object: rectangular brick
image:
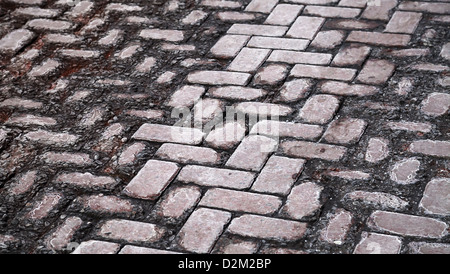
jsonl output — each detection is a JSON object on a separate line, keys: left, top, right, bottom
{"left": 399, "top": 1, "right": 450, "bottom": 14}
{"left": 332, "top": 44, "right": 371, "bottom": 66}
{"left": 385, "top": 11, "right": 422, "bottom": 34}
{"left": 72, "top": 240, "right": 120, "bottom": 254}
{"left": 362, "top": 0, "right": 398, "bottom": 21}
{"left": 0, "top": 98, "right": 43, "bottom": 109}
{"left": 157, "top": 186, "right": 201, "bottom": 218}
{"left": 216, "top": 11, "right": 258, "bottom": 21}
{"left": 419, "top": 178, "right": 450, "bottom": 216}
{"left": 326, "top": 170, "right": 370, "bottom": 180}
{"left": 55, "top": 172, "right": 117, "bottom": 190}
{"left": 105, "top": 3, "right": 143, "bottom": 12}
{"left": 256, "top": 64, "right": 297, "bottom": 85}
{"left": 123, "top": 160, "right": 179, "bottom": 200}
{"left": 338, "top": 0, "right": 367, "bottom": 7}
{"left": 209, "top": 86, "right": 266, "bottom": 101}
{"left": 291, "top": 64, "right": 357, "bottom": 81}
{"left": 228, "top": 214, "right": 307, "bottom": 241}
{"left": 201, "top": 0, "right": 242, "bottom": 8}
{"left": 304, "top": 5, "right": 361, "bottom": 18}
{"left": 247, "top": 36, "right": 309, "bottom": 51}
{"left": 299, "top": 94, "right": 340, "bottom": 124}
{"left": 227, "top": 47, "right": 271, "bottom": 72}
{"left": 344, "top": 191, "right": 408, "bottom": 210}
{"left": 210, "top": 34, "right": 250, "bottom": 58}
{"left": 193, "top": 98, "right": 224, "bottom": 124}
{"left": 187, "top": 70, "right": 251, "bottom": 85}
{"left": 310, "top": 30, "right": 345, "bottom": 49}
{"left": 225, "top": 135, "right": 278, "bottom": 171}
{"left": 155, "top": 143, "right": 220, "bottom": 164}
{"left": 23, "top": 130, "right": 79, "bottom": 146}
{"left": 7, "top": 114, "right": 57, "bottom": 127}
{"left": 319, "top": 81, "right": 379, "bottom": 97}
{"left": 199, "top": 188, "right": 282, "bottom": 214}
{"left": 250, "top": 120, "right": 323, "bottom": 140}
{"left": 177, "top": 165, "right": 255, "bottom": 189}
{"left": 26, "top": 192, "right": 63, "bottom": 220}
{"left": 365, "top": 137, "right": 390, "bottom": 163}
{"left": 354, "top": 232, "right": 402, "bottom": 254}
{"left": 136, "top": 56, "right": 156, "bottom": 73}
{"left": 74, "top": 195, "right": 134, "bottom": 215}
{"left": 98, "top": 219, "right": 165, "bottom": 243}
{"left": 27, "top": 19, "right": 72, "bottom": 31}
{"left": 0, "top": 29, "right": 35, "bottom": 53}
{"left": 386, "top": 121, "right": 432, "bottom": 133}
{"left": 325, "top": 19, "right": 380, "bottom": 30}
{"left": 264, "top": 4, "right": 303, "bottom": 25}
{"left": 356, "top": 59, "right": 396, "bottom": 85}
{"left": 277, "top": 79, "right": 312, "bottom": 102}
{"left": 8, "top": 170, "right": 38, "bottom": 196}
{"left": 41, "top": 151, "right": 93, "bottom": 166}
{"left": 45, "top": 33, "right": 81, "bottom": 44}
{"left": 227, "top": 24, "right": 288, "bottom": 37}
{"left": 45, "top": 216, "right": 83, "bottom": 251}
{"left": 323, "top": 118, "right": 367, "bottom": 144}
{"left": 251, "top": 156, "right": 305, "bottom": 195}
{"left": 281, "top": 140, "right": 347, "bottom": 161}
{"left": 10, "top": 0, "right": 44, "bottom": 4}
{"left": 347, "top": 31, "right": 411, "bottom": 47}
{"left": 286, "top": 16, "right": 325, "bottom": 39}
{"left": 177, "top": 208, "right": 231, "bottom": 253}
{"left": 408, "top": 63, "right": 449, "bottom": 72}
{"left": 408, "top": 140, "right": 450, "bottom": 158}
{"left": 132, "top": 123, "right": 205, "bottom": 145}
{"left": 235, "top": 101, "right": 294, "bottom": 117}
{"left": 28, "top": 59, "right": 60, "bottom": 77}
{"left": 245, "top": 0, "right": 279, "bottom": 13}
{"left": 67, "top": 1, "right": 93, "bottom": 17}
{"left": 408, "top": 242, "right": 450, "bottom": 254}
{"left": 368, "top": 211, "right": 448, "bottom": 238}
{"left": 204, "top": 121, "right": 246, "bottom": 150}
{"left": 125, "top": 109, "right": 163, "bottom": 119}
{"left": 117, "top": 142, "right": 146, "bottom": 164}
{"left": 268, "top": 50, "right": 331, "bottom": 65}
{"left": 181, "top": 10, "right": 208, "bottom": 25}
{"left": 60, "top": 49, "right": 100, "bottom": 59}
{"left": 116, "top": 44, "right": 141, "bottom": 59}
{"left": 139, "top": 29, "right": 184, "bottom": 42}
{"left": 98, "top": 29, "right": 122, "bottom": 45}
{"left": 167, "top": 85, "right": 205, "bottom": 108}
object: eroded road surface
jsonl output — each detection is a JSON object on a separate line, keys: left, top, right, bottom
{"left": 0, "top": 0, "right": 449, "bottom": 254}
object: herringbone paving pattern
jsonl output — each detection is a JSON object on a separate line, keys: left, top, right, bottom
{"left": 0, "top": 0, "right": 449, "bottom": 254}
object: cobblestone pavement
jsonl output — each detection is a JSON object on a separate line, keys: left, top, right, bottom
{"left": 0, "top": 0, "right": 449, "bottom": 254}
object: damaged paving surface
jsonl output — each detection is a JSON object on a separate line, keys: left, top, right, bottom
{"left": 0, "top": 0, "right": 449, "bottom": 254}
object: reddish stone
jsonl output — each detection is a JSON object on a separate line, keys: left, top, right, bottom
{"left": 177, "top": 208, "right": 231, "bottom": 253}
{"left": 368, "top": 211, "right": 448, "bottom": 238}
{"left": 228, "top": 214, "right": 307, "bottom": 241}
{"left": 320, "top": 209, "right": 353, "bottom": 244}
{"left": 123, "top": 160, "right": 179, "bottom": 200}
{"left": 199, "top": 188, "right": 282, "bottom": 215}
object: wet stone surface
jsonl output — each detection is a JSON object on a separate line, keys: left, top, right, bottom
{"left": 0, "top": 0, "right": 449, "bottom": 254}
